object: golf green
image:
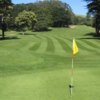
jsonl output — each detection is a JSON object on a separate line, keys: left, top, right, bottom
{"left": 0, "top": 25, "right": 100, "bottom": 100}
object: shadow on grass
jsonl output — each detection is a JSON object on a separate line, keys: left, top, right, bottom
{"left": 19, "top": 32, "right": 42, "bottom": 39}
{"left": 18, "top": 28, "right": 52, "bottom": 35}
{"left": 19, "top": 32, "right": 37, "bottom": 35}
{"left": 0, "top": 36, "right": 20, "bottom": 40}
{"left": 79, "top": 32, "right": 100, "bottom": 40}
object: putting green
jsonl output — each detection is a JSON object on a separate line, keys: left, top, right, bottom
{"left": 0, "top": 26, "right": 100, "bottom": 100}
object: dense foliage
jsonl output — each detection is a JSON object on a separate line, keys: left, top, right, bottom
{"left": 0, "top": 0, "right": 12, "bottom": 39}
{"left": 15, "top": 10, "right": 37, "bottom": 31}
{"left": 0, "top": 0, "right": 94, "bottom": 32}
{"left": 11, "top": 1, "right": 75, "bottom": 31}
{"left": 74, "top": 15, "right": 93, "bottom": 26}
{"left": 85, "top": 0, "right": 100, "bottom": 35}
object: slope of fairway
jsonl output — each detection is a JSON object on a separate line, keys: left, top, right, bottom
{"left": 0, "top": 25, "right": 100, "bottom": 100}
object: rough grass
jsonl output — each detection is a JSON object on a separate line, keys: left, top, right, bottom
{"left": 0, "top": 25, "right": 100, "bottom": 100}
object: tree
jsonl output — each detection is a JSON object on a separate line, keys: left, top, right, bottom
{"left": 33, "top": 1, "right": 52, "bottom": 31}
{"left": 0, "top": 0, "right": 12, "bottom": 39}
{"left": 85, "top": 0, "right": 100, "bottom": 35}
{"left": 15, "top": 10, "right": 37, "bottom": 31}
{"left": 11, "top": 1, "right": 75, "bottom": 30}
{"left": 50, "top": 1, "right": 74, "bottom": 27}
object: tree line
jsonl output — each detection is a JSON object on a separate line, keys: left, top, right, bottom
{"left": 85, "top": 0, "right": 100, "bottom": 35}
{"left": 0, "top": 0, "right": 96, "bottom": 39}
{"left": 10, "top": 1, "right": 76, "bottom": 30}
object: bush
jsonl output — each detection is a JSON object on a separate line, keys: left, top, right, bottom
{"left": 15, "top": 10, "right": 37, "bottom": 31}
{"left": 34, "top": 21, "right": 48, "bottom": 31}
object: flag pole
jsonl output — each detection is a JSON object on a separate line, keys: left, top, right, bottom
{"left": 69, "top": 38, "right": 78, "bottom": 96}
{"left": 69, "top": 56, "right": 74, "bottom": 96}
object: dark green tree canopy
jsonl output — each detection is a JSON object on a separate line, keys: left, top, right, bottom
{"left": 0, "top": 0, "right": 12, "bottom": 10}
{"left": 85, "top": 0, "right": 100, "bottom": 14}
{"left": 15, "top": 10, "right": 37, "bottom": 31}
{"left": 0, "top": 0, "right": 12, "bottom": 39}
{"left": 12, "top": 0, "right": 75, "bottom": 29}
{"left": 85, "top": 0, "right": 100, "bottom": 35}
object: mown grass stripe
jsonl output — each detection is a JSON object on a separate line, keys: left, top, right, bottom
{"left": 76, "top": 41, "right": 95, "bottom": 55}
{"left": 55, "top": 37, "right": 71, "bottom": 53}
{"left": 55, "top": 36, "right": 85, "bottom": 53}
{"left": 30, "top": 42, "right": 41, "bottom": 51}
{"left": 46, "top": 36, "right": 66, "bottom": 55}
{"left": 46, "top": 37, "right": 55, "bottom": 52}
{"left": 21, "top": 42, "right": 36, "bottom": 51}
{"left": 61, "top": 38, "right": 94, "bottom": 55}
{"left": 33, "top": 34, "right": 43, "bottom": 40}
{"left": 77, "top": 40, "right": 97, "bottom": 53}
{"left": 79, "top": 40, "right": 100, "bottom": 54}
{"left": 36, "top": 39, "right": 47, "bottom": 53}
{"left": 82, "top": 40, "right": 100, "bottom": 49}
{"left": 66, "top": 38, "right": 94, "bottom": 51}
{"left": 55, "top": 36, "right": 72, "bottom": 48}
{"left": 55, "top": 36, "right": 87, "bottom": 55}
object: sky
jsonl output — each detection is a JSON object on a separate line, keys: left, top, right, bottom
{"left": 12, "top": 0, "right": 88, "bottom": 16}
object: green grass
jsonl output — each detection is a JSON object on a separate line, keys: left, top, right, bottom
{"left": 0, "top": 25, "right": 100, "bottom": 100}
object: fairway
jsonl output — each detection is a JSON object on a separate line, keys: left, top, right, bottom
{"left": 0, "top": 25, "right": 100, "bottom": 100}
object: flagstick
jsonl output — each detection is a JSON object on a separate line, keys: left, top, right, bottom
{"left": 69, "top": 57, "right": 74, "bottom": 96}
{"left": 69, "top": 38, "right": 78, "bottom": 96}
{"left": 71, "top": 57, "right": 74, "bottom": 95}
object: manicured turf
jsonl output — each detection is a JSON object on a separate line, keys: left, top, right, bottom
{"left": 0, "top": 25, "right": 100, "bottom": 100}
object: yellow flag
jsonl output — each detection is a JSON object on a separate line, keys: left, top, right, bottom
{"left": 72, "top": 39, "right": 79, "bottom": 56}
